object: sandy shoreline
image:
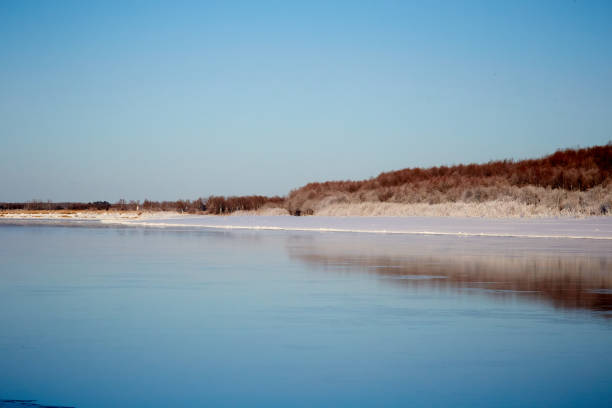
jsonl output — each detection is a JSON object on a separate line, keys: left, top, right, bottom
{"left": 0, "top": 210, "right": 182, "bottom": 221}
{"left": 2, "top": 210, "right": 612, "bottom": 240}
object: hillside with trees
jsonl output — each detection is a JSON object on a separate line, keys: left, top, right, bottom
{"left": 2, "top": 144, "right": 611, "bottom": 217}
{"left": 286, "top": 143, "right": 612, "bottom": 217}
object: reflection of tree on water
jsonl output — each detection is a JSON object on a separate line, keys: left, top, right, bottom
{"left": 287, "top": 235, "right": 612, "bottom": 315}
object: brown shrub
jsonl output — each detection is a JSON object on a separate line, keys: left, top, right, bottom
{"left": 285, "top": 143, "right": 612, "bottom": 215}
{"left": 205, "top": 195, "right": 285, "bottom": 215}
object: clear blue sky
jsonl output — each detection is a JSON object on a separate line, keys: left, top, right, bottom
{"left": 1, "top": 0, "right": 611, "bottom": 201}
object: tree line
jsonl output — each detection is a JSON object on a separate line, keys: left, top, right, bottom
{"left": 2, "top": 144, "right": 610, "bottom": 216}
{"left": 0, "top": 196, "right": 285, "bottom": 214}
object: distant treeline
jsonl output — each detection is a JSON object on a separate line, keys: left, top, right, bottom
{"left": 0, "top": 199, "right": 201, "bottom": 212}
{"left": 1, "top": 200, "right": 115, "bottom": 211}
{"left": 0, "top": 196, "right": 285, "bottom": 214}
{"left": 2, "top": 144, "right": 611, "bottom": 216}
{"left": 206, "top": 195, "right": 284, "bottom": 214}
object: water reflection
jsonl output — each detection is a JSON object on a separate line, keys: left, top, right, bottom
{"left": 287, "top": 234, "right": 612, "bottom": 315}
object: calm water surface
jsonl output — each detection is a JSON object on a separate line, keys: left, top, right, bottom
{"left": 1, "top": 224, "right": 611, "bottom": 407}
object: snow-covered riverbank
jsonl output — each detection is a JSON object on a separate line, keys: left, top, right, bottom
{"left": 3, "top": 212, "right": 612, "bottom": 240}
{"left": 108, "top": 215, "right": 612, "bottom": 240}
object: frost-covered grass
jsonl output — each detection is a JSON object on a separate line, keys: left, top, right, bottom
{"left": 314, "top": 197, "right": 609, "bottom": 218}
{"left": 292, "top": 185, "right": 612, "bottom": 218}
{"left": 230, "top": 207, "right": 289, "bottom": 216}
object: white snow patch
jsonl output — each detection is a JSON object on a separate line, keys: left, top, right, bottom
{"left": 100, "top": 215, "right": 612, "bottom": 240}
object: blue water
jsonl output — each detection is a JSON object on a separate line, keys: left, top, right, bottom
{"left": 1, "top": 224, "right": 611, "bottom": 407}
